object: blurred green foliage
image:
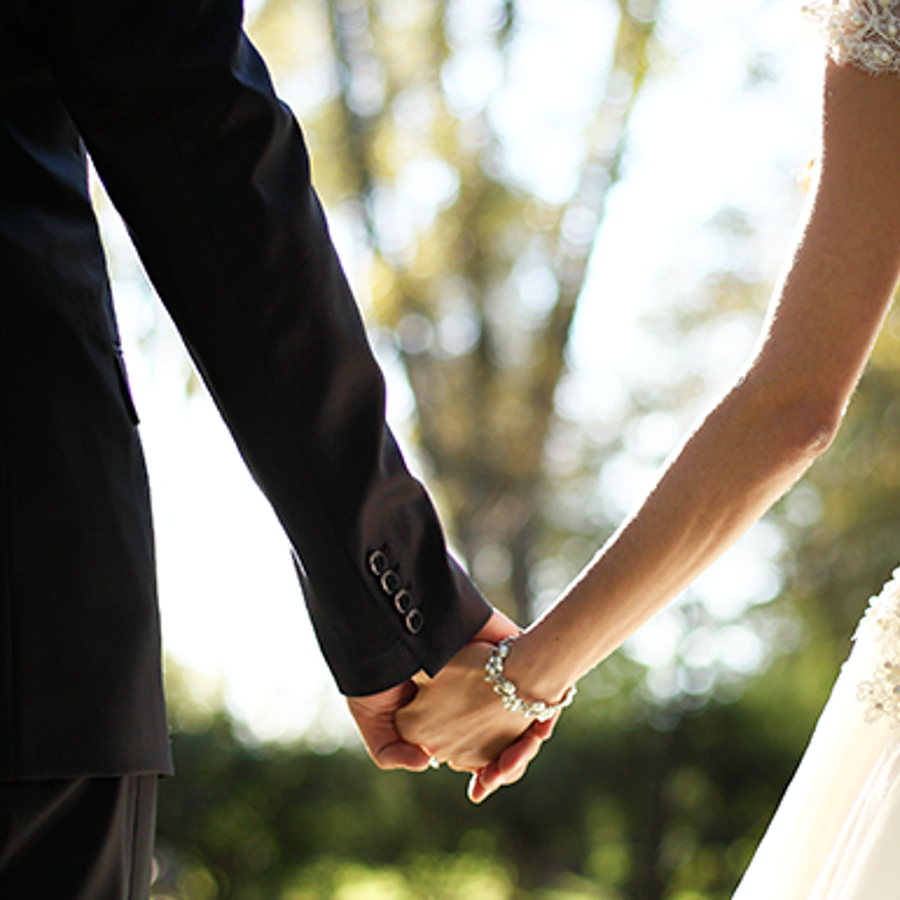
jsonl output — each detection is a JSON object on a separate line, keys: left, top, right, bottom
{"left": 152, "top": 636, "right": 845, "bottom": 899}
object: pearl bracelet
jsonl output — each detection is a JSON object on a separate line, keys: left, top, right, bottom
{"left": 484, "top": 637, "right": 576, "bottom": 722}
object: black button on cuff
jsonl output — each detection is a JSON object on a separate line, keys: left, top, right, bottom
{"left": 380, "top": 569, "right": 401, "bottom": 595}
{"left": 368, "top": 550, "right": 389, "bottom": 577}
{"left": 393, "top": 589, "right": 413, "bottom": 614}
{"left": 366, "top": 549, "right": 422, "bottom": 635}
{"left": 405, "top": 609, "right": 424, "bottom": 634}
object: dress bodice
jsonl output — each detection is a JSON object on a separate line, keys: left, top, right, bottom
{"left": 854, "top": 570, "right": 900, "bottom": 726}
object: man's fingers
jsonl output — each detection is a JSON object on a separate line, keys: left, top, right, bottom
{"left": 466, "top": 728, "right": 544, "bottom": 803}
{"left": 468, "top": 758, "right": 523, "bottom": 804}
{"left": 530, "top": 715, "right": 558, "bottom": 740}
{"left": 467, "top": 712, "right": 559, "bottom": 803}
{"left": 373, "top": 740, "right": 433, "bottom": 772}
{"left": 467, "top": 759, "right": 524, "bottom": 804}
{"left": 468, "top": 772, "right": 489, "bottom": 804}
{"left": 446, "top": 758, "right": 474, "bottom": 774}
{"left": 507, "top": 732, "right": 544, "bottom": 772}
{"left": 346, "top": 682, "right": 433, "bottom": 773}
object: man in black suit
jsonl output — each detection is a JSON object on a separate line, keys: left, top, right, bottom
{"left": 0, "top": 0, "right": 543, "bottom": 896}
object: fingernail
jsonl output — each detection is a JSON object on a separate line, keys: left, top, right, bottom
{"left": 467, "top": 774, "right": 482, "bottom": 804}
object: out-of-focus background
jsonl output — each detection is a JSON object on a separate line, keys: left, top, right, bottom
{"left": 93, "top": 0, "right": 900, "bottom": 897}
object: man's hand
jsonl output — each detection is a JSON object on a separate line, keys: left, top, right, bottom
{"left": 468, "top": 714, "right": 556, "bottom": 803}
{"left": 347, "top": 680, "right": 432, "bottom": 771}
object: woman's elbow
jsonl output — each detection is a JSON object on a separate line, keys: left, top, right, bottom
{"left": 771, "top": 398, "right": 843, "bottom": 463}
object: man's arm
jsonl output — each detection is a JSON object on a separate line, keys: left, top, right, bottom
{"left": 36, "top": 0, "right": 550, "bottom": 782}
{"left": 38, "top": 0, "right": 485, "bottom": 692}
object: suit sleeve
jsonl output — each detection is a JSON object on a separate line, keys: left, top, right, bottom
{"left": 37, "top": 0, "right": 491, "bottom": 696}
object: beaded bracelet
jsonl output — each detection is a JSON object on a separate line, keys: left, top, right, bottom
{"left": 484, "top": 637, "right": 577, "bottom": 722}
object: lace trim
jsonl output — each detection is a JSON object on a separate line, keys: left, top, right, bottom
{"left": 855, "top": 567, "right": 900, "bottom": 726}
{"left": 804, "top": 0, "right": 900, "bottom": 75}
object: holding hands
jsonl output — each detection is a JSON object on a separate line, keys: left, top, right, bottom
{"left": 397, "top": 638, "right": 559, "bottom": 803}
{"left": 348, "top": 610, "right": 565, "bottom": 803}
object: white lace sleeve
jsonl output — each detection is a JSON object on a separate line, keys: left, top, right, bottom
{"left": 804, "top": 0, "right": 900, "bottom": 75}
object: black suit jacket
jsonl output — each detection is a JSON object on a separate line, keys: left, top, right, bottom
{"left": 0, "top": 0, "right": 490, "bottom": 780}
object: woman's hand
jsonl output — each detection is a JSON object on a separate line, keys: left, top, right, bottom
{"left": 396, "top": 641, "right": 529, "bottom": 770}
{"left": 395, "top": 610, "right": 560, "bottom": 801}
{"left": 395, "top": 642, "right": 560, "bottom": 802}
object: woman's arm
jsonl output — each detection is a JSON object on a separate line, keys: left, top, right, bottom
{"left": 507, "top": 58, "right": 900, "bottom": 702}
{"left": 397, "top": 60, "right": 900, "bottom": 793}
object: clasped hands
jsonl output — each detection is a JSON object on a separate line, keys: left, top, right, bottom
{"left": 347, "top": 611, "right": 555, "bottom": 804}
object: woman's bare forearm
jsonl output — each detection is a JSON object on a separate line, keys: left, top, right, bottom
{"left": 510, "top": 375, "right": 836, "bottom": 701}
{"left": 507, "top": 60, "right": 900, "bottom": 702}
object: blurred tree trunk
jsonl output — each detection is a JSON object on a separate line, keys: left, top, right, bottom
{"left": 311, "top": 0, "right": 661, "bottom": 621}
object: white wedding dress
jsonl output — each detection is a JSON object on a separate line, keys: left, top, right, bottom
{"left": 732, "top": 572, "right": 900, "bottom": 898}
{"left": 730, "top": 8, "right": 900, "bottom": 897}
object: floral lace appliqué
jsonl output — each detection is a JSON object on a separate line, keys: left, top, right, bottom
{"left": 854, "top": 567, "right": 900, "bottom": 726}
{"left": 804, "top": 0, "right": 900, "bottom": 75}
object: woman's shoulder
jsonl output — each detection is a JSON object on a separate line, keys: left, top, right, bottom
{"left": 804, "top": 0, "right": 900, "bottom": 75}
